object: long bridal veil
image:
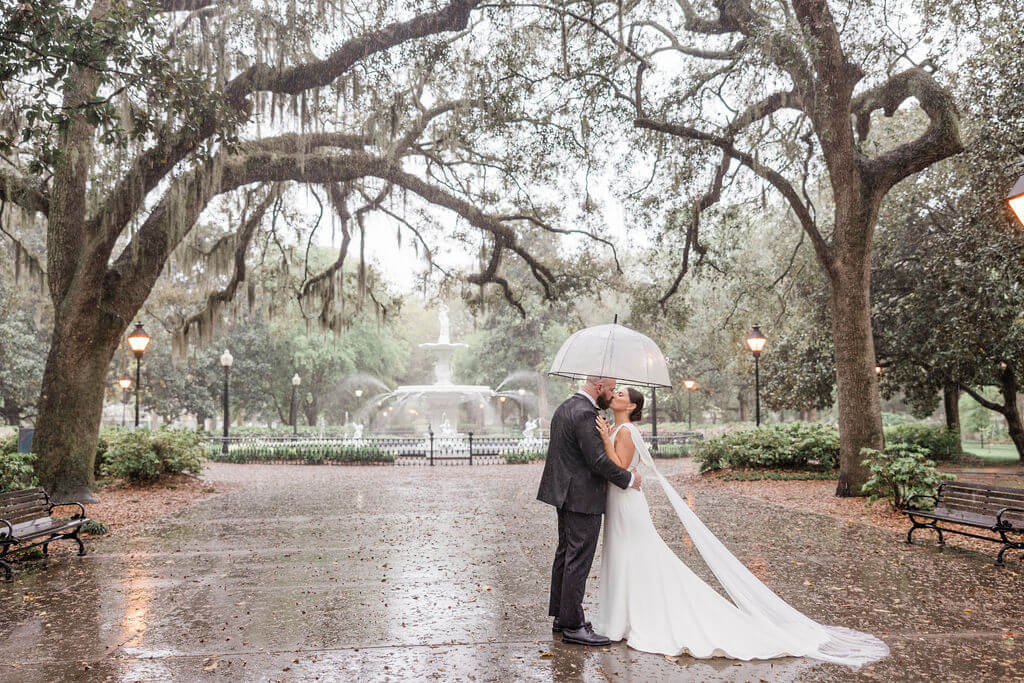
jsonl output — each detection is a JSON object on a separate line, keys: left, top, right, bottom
{"left": 625, "top": 423, "right": 889, "bottom": 667}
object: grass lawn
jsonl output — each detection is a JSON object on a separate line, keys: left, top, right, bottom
{"left": 961, "top": 440, "right": 1020, "bottom": 465}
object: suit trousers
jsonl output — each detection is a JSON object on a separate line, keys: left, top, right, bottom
{"left": 548, "top": 506, "right": 602, "bottom": 629}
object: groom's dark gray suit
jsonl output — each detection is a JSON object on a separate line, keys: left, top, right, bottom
{"left": 538, "top": 392, "right": 632, "bottom": 630}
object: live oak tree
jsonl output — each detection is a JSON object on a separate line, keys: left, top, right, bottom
{"left": 526, "top": 0, "right": 963, "bottom": 494}
{"left": 1, "top": 0, "right": 615, "bottom": 498}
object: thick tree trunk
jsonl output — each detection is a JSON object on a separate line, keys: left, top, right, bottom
{"left": 999, "top": 370, "right": 1024, "bottom": 465}
{"left": 33, "top": 311, "right": 122, "bottom": 501}
{"left": 831, "top": 256, "right": 884, "bottom": 497}
{"left": 737, "top": 391, "right": 747, "bottom": 422}
{"left": 943, "top": 383, "right": 961, "bottom": 452}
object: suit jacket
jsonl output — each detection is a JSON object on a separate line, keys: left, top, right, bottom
{"left": 537, "top": 393, "right": 632, "bottom": 514}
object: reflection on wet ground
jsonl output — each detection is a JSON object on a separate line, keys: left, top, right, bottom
{"left": 1, "top": 462, "right": 1022, "bottom": 681}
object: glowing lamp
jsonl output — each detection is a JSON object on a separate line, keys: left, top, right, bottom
{"left": 1008, "top": 174, "right": 1024, "bottom": 228}
{"left": 126, "top": 322, "right": 151, "bottom": 358}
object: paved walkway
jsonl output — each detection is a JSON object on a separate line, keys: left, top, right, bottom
{"left": 1, "top": 462, "right": 1021, "bottom": 681}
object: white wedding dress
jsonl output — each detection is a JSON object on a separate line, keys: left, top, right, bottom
{"left": 593, "top": 422, "right": 889, "bottom": 667}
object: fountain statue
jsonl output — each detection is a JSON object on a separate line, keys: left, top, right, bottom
{"left": 520, "top": 417, "right": 545, "bottom": 452}
{"left": 438, "top": 303, "right": 452, "bottom": 344}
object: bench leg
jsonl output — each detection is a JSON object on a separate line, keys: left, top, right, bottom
{"left": 0, "top": 558, "right": 11, "bottom": 582}
{"left": 42, "top": 542, "right": 49, "bottom": 556}
{"left": 996, "top": 531, "right": 1022, "bottom": 568}
{"left": 70, "top": 531, "right": 86, "bottom": 556}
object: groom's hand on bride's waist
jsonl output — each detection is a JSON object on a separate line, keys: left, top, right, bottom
{"left": 630, "top": 469, "right": 642, "bottom": 489}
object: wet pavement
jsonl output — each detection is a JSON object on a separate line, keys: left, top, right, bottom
{"left": 1, "top": 461, "right": 1022, "bottom": 682}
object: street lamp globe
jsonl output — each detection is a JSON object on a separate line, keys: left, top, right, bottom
{"left": 355, "top": 388, "right": 363, "bottom": 398}
{"left": 292, "top": 373, "right": 301, "bottom": 387}
{"left": 220, "top": 349, "right": 233, "bottom": 368}
{"left": 683, "top": 379, "right": 697, "bottom": 391}
{"left": 126, "top": 322, "right": 151, "bottom": 358}
{"left": 745, "top": 324, "right": 767, "bottom": 357}
{"left": 499, "top": 396, "right": 507, "bottom": 403}
{"left": 875, "top": 365, "right": 882, "bottom": 376}
{"left": 118, "top": 377, "right": 132, "bottom": 390}
{"left": 1008, "top": 173, "right": 1024, "bottom": 227}
{"left": 517, "top": 388, "right": 526, "bottom": 396}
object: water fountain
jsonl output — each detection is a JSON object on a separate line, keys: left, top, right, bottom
{"left": 368, "top": 304, "right": 499, "bottom": 434}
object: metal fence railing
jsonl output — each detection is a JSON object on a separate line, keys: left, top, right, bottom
{"left": 203, "top": 430, "right": 703, "bottom": 466}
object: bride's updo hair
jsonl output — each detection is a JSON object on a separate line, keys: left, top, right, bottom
{"left": 627, "top": 388, "right": 644, "bottom": 422}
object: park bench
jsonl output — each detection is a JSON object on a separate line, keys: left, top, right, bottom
{"left": 904, "top": 481, "right": 1024, "bottom": 567}
{"left": 0, "top": 487, "right": 88, "bottom": 581}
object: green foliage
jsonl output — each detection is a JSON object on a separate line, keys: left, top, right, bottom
{"left": 502, "top": 449, "right": 546, "bottom": 464}
{"left": 883, "top": 423, "right": 961, "bottom": 462}
{"left": 0, "top": 278, "right": 47, "bottom": 425}
{"left": 694, "top": 423, "right": 840, "bottom": 472}
{"left": 81, "top": 519, "right": 108, "bottom": 536}
{"left": 0, "top": 2, "right": 235, "bottom": 172}
{"left": 0, "top": 451, "right": 37, "bottom": 493}
{"left": 99, "top": 428, "right": 204, "bottom": 483}
{"left": 654, "top": 443, "right": 691, "bottom": 458}
{"left": 720, "top": 470, "right": 838, "bottom": 482}
{"left": 760, "top": 322, "right": 836, "bottom": 413}
{"left": 0, "top": 433, "right": 17, "bottom": 456}
{"left": 210, "top": 442, "right": 394, "bottom": 464}
{"left": 881, "top": 412, "right": 916, "bottom": 427}
{"left": 860, "top": 444, "right": 956, "bottom": 511}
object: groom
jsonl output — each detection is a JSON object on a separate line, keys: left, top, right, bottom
{"left": 537, "top": 375, "right": 641, "bottom": 646}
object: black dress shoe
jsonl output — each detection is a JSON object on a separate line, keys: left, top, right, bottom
{"left": 552, "top": 619, "right": 591, "bottom": 633}
{"left": 561, "top": 625, "right": 611, "bottom": 646}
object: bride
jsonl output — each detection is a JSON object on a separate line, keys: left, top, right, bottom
{"left": 591, "top": 388, "right": 889, "bottom": 667}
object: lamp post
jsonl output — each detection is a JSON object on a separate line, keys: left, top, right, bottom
{"left": 683, "top": 379, "right": 698, "bottom": 430}
{"left": 1008, "top": 173, "right": 1024, "bottom": 227}
{"left": 118, "top": 377, "right": 132, "bottom": 427}
{"left": 126, "top": 322, "right": 151, "bottom": 427}
{"left": 518, "top": 388, "right": 526, "bottom": 427}
{"left": 220, "top": 350, "right": 233, "bottom": 455}
{"left": 745, "top": 324, "right": 767, "bottom": 426}
{"left": 291, "top": 373, "right": 301, "bottom": 436}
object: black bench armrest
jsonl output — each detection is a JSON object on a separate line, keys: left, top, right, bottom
{"left": 996, "top": 507, "right": 1024, "bottom": 529}
{"left": 905, "top": 493, "right": 938, "bottom": 511}
{"left": 0, "top": 517, "right": 12, "bottom": 539}
{"left": 47, "top": 500, "right": 86, "bottom": 519}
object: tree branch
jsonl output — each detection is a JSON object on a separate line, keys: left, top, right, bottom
{"left": 854, "top": 66, "right": 963, "bottom": 194}
{"left": 960, "top": 383, "right": 1006, "bottom": 414}
{"left": 635, "top": 116, "right": 834, "bottom": 275}
{"left": 0, "top": 169, "right": 49, "bottom": 215}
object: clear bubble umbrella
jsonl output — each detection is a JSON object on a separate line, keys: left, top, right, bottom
{"left": 548, "top": 322, "right": 671, "bottom": 388}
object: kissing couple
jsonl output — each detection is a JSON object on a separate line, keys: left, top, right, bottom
{"left": 537, "top": 375, "right": 889, "bottom": 666}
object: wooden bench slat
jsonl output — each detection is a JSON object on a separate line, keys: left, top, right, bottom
{"left": 939, "top": 496, "right": 1024, "bottom": 510}
{"left": 0, "top": 487, "right": 44, "bottom": 503}
{"left": 0, "top": 498, "right": 49, "bottom": 516}
{"left": 943, "top": 483, "right": 1024, "bottom": 497}
{"left": 938, "top": 498, "right": 1024, "bottom": 515}
{"left": 941, "top": 487, "right": 1024, "bottom": 502}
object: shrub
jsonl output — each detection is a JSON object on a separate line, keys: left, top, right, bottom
{"left": 655, "top": 444, "right": 690, "bottom": 458}
{"left": 81, "top": 519, "right": 108, "bottom": 535}
{"left": 101, "top": 428, "right": 204, "bottom": 483}
{"left": 0, "top": 433, "right": 17, "bottom": 456}
{"left": 694, "top": 422, "right": 839, "bottom": 472}
{"left": 720, "top": 470, "right": 838, "bottom": 482}
{"left": 860, "top": 443, "right": 956, "bottom": 511}
{"left": 209, "top": 441, "right": 394, "bottom": 464}
{"left": 0, "top": 451, "right": 37, "bottom": 492}
{"left": 503, "top": 449, "right": 546, "bottom": 464}
{"left": 883, "top": 423, "right": 961, "bottom": 461}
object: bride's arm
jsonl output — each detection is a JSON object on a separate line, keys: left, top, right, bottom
{"left": 596, "top": 416, "right": 636, "bottom": 469}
